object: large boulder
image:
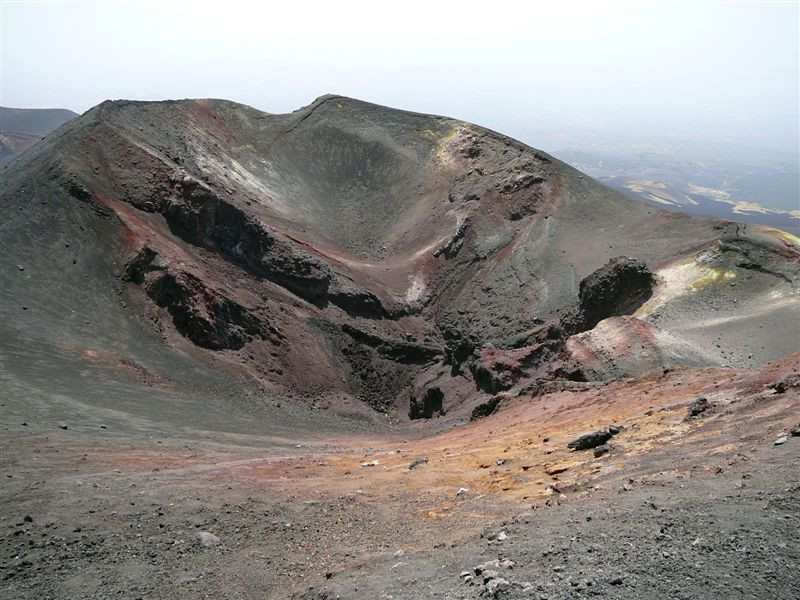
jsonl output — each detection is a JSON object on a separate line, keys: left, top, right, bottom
{"left": 577, "top": 257, "right": 654, "bottom": 330}
{"left": 470, "top": 396, "right": 502, "bottom": 420}
{"left": 568, "top": 429, "right": 615, "bottom": 451}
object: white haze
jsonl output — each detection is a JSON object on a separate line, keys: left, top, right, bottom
{"left": 1, "top": 0, "right": 798, "bottom": 155}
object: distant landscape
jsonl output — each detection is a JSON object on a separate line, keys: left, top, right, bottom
{"left": 487, "top": 113, "right": 799, "bottom": 232}
{"left": 0, "top": 106, "right": 79, "bottom": 164}
{"left": 556, "top": 143, "right": 799, "bottom": 231}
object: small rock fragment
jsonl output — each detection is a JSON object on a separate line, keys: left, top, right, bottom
{"left": 197, "top": 531, "right": 220, "bottom": 547}
{"left": 475, "top": 558, "right": 515, "bottom": 573}
{"left": 545, "top": 464, "right": 569, "bottom": 476}
{"left": 487, "top": 530, "right": 508, "bottom": 542}
{"left": 593, "top": 444, "right": 612, "bottom": 458}
{"left": 687, "top": 397, "right": 710, "bottom": 417}
{"left": 770, "top": 374, "right": 800, "bottom": 394}
{"left": 481, "top": 569, "right": 501, "bottom": 582}
{"left": 484, "top": 577, "right": 510, "bottom": 596}
{"left": 408, "top": 456, "right": 428, "bottom": 470}
{"left": 361, "top": 460, "right": 379, "bottom": 467}
{"left": 774, "top": 436, "right": 788, "bottom": 446}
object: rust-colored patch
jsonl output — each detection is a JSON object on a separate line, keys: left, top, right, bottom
{"left": 56, "top": 341, "right": 171, "bottom": 388}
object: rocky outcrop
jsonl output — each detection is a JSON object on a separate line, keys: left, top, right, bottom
{"left": 436, "top": 258, "right": 657, "bottom": 394}
{"left": 471, "top": 343, "right": 557, "bottom": 393}
{"left": 438, "top": 317, "right": 479, "bottom": 376}
{"left": 124, "top": 247, "right": 271, "bottom": 350}
{"left": 164, "top": 181, "right": 333, "bottom": 304}
{"left": 328, "top": 278, "right": 385, "bottom": 318}
{"left": 315, "top": 322, "right": 441, "bottom": 412}
{"left": 568, "top": 429, "right": 617, "bottom": 451}
{"left": 409, "top": 387, "right": 445, "bottom": 420}
{"left": 560, "top": 316, "right": 720, "bottom": 381}
{"left": 111, "top": 169, "right": 389, "bottom": 319}
{"left": 433, "top": 217, "right": 469, "bottom": 259}
{"left": 572, "top": 257, "right": 654, "bottom": 332}
{"left": 444, "top": 133, "right": 551, "bottom": 223}
{"left": 770, "top": 374, "right": 800, "bottom": 394}
{"left": 470, "top": 396, "right": 502, "bottom": 420}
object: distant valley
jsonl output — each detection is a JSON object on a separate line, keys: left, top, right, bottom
{"left": 554, "top": 143, "right": 799, "bottom": 231}
{"left": 0, "top": 106, "right": 78, "bottom": 164}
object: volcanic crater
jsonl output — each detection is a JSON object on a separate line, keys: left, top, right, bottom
{"left": 1, "top": 96, "right": 798, "bottom": 599}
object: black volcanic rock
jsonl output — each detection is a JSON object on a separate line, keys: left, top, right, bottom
{"left": 409, "top": 387, "right": 445, "bottom": 420}
{"left": 687, "top": 397, "right": 711, "bottom": 417}
{"left": 576, "top": 256, "right": 654, "bottom": 331}
{"left": 124, "top": 246, "right": 269, "bottom": 350}
{"left": 470, "top": 396, "right": 502, "bottom": 421}
{"left": 568, "top": 430, "right": 615, "bottom": 451}
{"left": 593, "top": 444, "right": 613, "bottom": 457}
{"left": 770, "top": 374, "right": 800, "bottom": 394}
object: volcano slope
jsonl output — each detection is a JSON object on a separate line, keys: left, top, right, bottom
{"left": 0, "top": 96, "right": 798, "bottom": 599}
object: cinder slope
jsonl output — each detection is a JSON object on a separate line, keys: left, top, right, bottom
{"left": 0, "top": 131, "right": 43, "bottom": 164}
{"left": 1, "top": 96, "right": 798, "bottom": 422}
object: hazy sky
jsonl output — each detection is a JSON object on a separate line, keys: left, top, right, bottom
{"left": 1, "top": 0, "right": 798, "bottom": 152}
